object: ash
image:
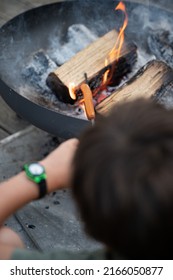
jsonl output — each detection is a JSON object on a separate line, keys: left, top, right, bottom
{"left": 128, "top": 4, "right": 173, "bottom": 109}
{"left": 20, "top": 24, "right": 97, "bottom": 119}
{"left": 48, "top": 24, "right": 97, "bottom": 66}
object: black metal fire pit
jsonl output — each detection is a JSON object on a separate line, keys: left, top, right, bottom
{"left": 0, "top": 0, "right": 173, "bottom": 138}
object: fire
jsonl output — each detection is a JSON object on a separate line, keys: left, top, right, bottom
{"left": 68, "top": 82, "right": 76, "bottom": 100}
{"left": 102, "top": 1, "right": 128, "bottom": 86}
{"left": 68, "top": 1, "right": 128, "bottom": 121}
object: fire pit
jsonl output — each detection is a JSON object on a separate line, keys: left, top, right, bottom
{"left": 1, "top": 0, "right": 173, "bottom": 138}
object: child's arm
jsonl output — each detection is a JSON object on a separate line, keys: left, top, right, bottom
{"left": 0, "top": 138, "right": 79, "bottom": 259}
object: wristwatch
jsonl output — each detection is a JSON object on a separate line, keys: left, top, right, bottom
{"left": 23, "top": 162, "right": 47, "bottom": 199}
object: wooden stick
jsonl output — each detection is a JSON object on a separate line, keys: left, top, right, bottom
{"left": 80, "top": 83, "right": 95, "bottom": 121}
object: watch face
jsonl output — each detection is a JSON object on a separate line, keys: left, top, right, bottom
{"left": 28, "top": 163, "right": 44, "bottom": 176}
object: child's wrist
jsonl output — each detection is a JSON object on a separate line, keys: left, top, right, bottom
{"left": 39, "top": 160, "right": 65, "bottom": 193}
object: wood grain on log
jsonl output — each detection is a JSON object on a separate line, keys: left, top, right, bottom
{"left": 96, "top": 60, "right": 173, "bottom": 115}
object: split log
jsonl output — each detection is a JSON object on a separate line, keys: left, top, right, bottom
{"left": 96, "top": 60, "right": 173, "bottom": 115}
{"left": 46, "top": 29, "right": 137, "bottom": 104}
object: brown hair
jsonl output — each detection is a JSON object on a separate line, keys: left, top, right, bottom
{"left": 72, "top": 98, "right": 173, "bottom": 259}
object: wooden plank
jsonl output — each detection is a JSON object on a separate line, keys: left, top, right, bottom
{"left": 96, "top": 60, "right": 173, "bottom": 115}
{"left": 26, "top": 0, "right": 69, "bottom": 7}
{"left": 0, "top": 128, "right": 9, "bottom": 140}
{"left": 5, "top": 215, "right": 37, "bottom": 250}
{"left": 0, "top": 126, "right": 55, "bottom": 181}
{"left": 0, "top": 97, "right": 29, "bottom": 135}
{"left": 16, "top": 196, "right": 101, "bottom": 251}
{"left": 0, "top": 0, "right": 65, "bottom": 26}
{"left": 0, "top": 0, "right": 32, "bottom": 26}
{"left": 49, "top": 29, "right": 135, "bottom": 88}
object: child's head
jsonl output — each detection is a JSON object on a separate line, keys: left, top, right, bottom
{"left": 72, "top": 98, "right": 173, "bottom": 259}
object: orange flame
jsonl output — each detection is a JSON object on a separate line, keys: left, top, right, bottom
{"left": 68, "top": 82, "right": 76, "bottom": 100}
{"left": 68, "top": 1, "right": 128, "bottom": 120}
{"left": 102, "top": 1, "right": 128, "bottom": 86}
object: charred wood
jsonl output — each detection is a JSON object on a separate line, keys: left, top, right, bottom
{"left": 46, "top": 73, "right": 76, "bottom": 105}
{"left": 89, "top": 43, "right": 137, "bottom": 90}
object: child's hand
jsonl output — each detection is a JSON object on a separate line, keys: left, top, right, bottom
{"left": 40, "top": 138, "right": 79, "bottom": 192}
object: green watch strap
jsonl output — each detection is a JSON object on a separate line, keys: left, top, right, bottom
{"left": 23, "top": 163, "right": 47, "bottom": 199}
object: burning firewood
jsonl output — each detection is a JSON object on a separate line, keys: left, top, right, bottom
{"left": 46, "top": 29, "right": 137, "bottom": 104}
{"left": 96, "top": 60, "right": 173, "bottom": 115}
